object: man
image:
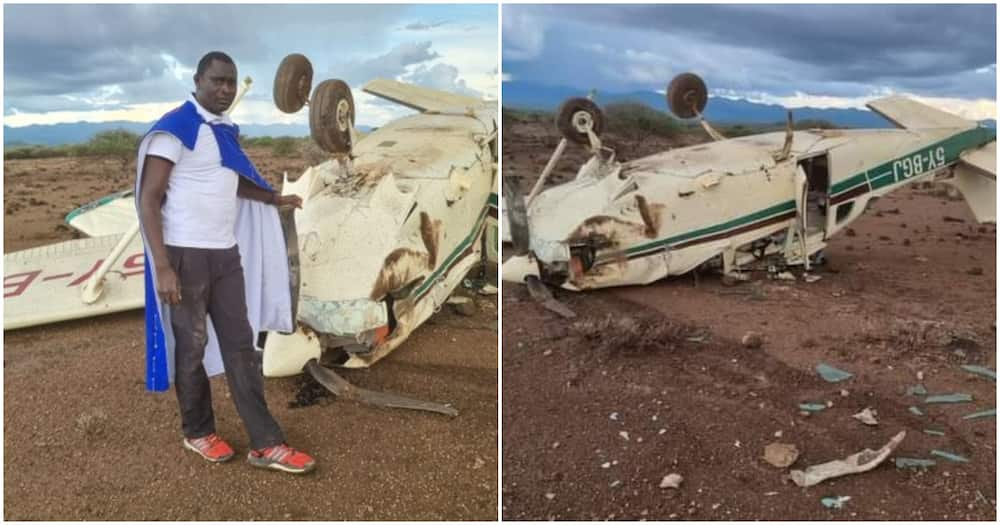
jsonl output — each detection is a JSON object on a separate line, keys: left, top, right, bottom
{"left": 136, "top": 51, "right": 314, "bottom": 474}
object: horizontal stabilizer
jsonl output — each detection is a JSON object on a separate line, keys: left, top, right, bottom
{"left": 944, "top": 141, "right": 996, "bottom": 223}
{"left": 66, "top": 190, "right": 137, "bottom": 237}
{"left": 866, "top": 96, "right": 974, "bottom": 130}
{"left": 362, "top": 78, "right": 482, "bottom": 113}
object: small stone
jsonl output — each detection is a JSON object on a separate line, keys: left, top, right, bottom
{"left": 609, "top": 412, "right": 619, "bottom": 421}
{"left": 619, "top": 431, "right": 630, "bottom": 441}
{"left": 636, "top": 437, "right": 643, "bottom": 443}
{"left": 840, "top": 389, "right": 849, "bottom": 397}
{"left": 552, "top": 441, "right": 560, "bottom": 449}
{"left": 763, "top": 442, "right": 800, "bottom": 468}
{"left": 610, "top": 480, "right": 622, "bottom": 488}
{"left": 658, "top": 428, "right": 667, "bottom": 435}
{"left": 545, "top": 493, "right": 556, "bottom": 500}
{"left": 659, "top": 473, "right": 683, "bottom": 489}
{"left": 601, "top": 462, "right": 611, "bottom": 469}
{"left": 741, "top": 332, "right": 764, "bottom": 349}
{"left": 774, "top": 430, "right": 783, "bottom": 438}
{"left": 917, "top": 371, "right": 925, "bottom": 381}
{"left": 542, "top": 349, "right": 553, "bottom": 356}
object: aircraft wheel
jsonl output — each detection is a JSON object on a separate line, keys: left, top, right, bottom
{"left": 273, "top": 54, "right": 313, "bottom": 113}
{"left": 309, "top": 79, "right": 355, "bottom": 154}
{"left": 556, "top": 97, "right": 604, "bottom": 144}
{"left": 667, "top": 72, "right": 708, "bottom": 119}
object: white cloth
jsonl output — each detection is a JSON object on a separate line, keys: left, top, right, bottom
{"left": 148, "top": 95, "right": 240, "bottom": 249}
{"left": 136, "top": 105, "right": 293, "bottom": 382}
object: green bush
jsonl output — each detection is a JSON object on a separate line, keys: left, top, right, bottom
{"left": 271, "top": 136, "right": 298, "bottom": 157}
{"left": 604, "top": 101, "right": 681, "bottom": 148}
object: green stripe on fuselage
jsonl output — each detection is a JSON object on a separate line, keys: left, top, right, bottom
{"left": 624, "top": 199, "right": 796, "bottom": 257}
{"left": 830, "top": 127, "right": 995, "bottom": 197}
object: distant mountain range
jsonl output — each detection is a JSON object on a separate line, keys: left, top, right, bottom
{"left": 4, "top": 121, "right": 314, "bottom": 147}
{"left": 503, "top": 81, "right": 997, "bottom": 129}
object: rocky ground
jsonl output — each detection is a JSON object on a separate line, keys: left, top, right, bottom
{"left": 501, "top": 114, "right": 996, "bottom": 520}
{"left": 4, "top": 146, "right": 498, "bottom": 520}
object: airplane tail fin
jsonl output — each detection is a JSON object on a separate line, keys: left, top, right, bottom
{"left": 943, "top": 141, "right": 996, "bottom": 223}
{"left": 866, "top": 96, "right": 975, "bottom": 130}
{"left": 362, "top": 78, "right": 482, "bottom": 113}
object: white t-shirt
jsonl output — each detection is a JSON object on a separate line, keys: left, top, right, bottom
{"left": 146, "top": 96, "right": 241, "bottom": 249}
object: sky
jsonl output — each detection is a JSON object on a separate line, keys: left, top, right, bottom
{"left": 4, "top": 4, "right": 498, "bottom": 128}
{"left": 503, "top": 4, "right": 997, "bottom": 120}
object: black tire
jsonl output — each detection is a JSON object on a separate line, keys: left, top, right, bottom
{"left": 309, "top": 79, "right": 355, "bottom": 154}
{"left": 666, "top": 72, "right": 708, "bottom": 119}
{"left": 273, "top": 54, "right": 313, "bottom": 113}
{"left": 555, "top": 97, "right": 605, "bottom": 144}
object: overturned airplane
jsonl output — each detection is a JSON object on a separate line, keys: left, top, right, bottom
{"left": 503, "top": 73, "right": 995, "bottom": 291}
{"left": 4, "top": 54, "right": 499, "bottom": 415}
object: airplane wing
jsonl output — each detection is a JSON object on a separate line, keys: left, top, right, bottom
{"left": 4, "top": 232, "right": 146, "bottom": 330}
{"left": 65, "top": 190, "right": 137, "bottom": 236}
{"left": 362, "top": 78, "right": 482, "bottom": 113}
{"left": 866, "top": 96, "right": 974, "bottom": 130}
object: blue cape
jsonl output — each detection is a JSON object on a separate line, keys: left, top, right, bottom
{"left": 139, "top": 101, "right": 279, "bottom": 392}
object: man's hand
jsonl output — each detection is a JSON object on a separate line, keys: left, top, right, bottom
{"left": 156, "top": 266, "right": 182, "bottom": 305}
{"left": 275, "top": 194, "right": 303, "bottom": 209}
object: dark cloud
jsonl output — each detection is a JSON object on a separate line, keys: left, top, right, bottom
{"left": 503, "top": 4, "right": 996, "bottom": 100}
{"left": 4, "top": 4, "right": 401, "bottom": 99}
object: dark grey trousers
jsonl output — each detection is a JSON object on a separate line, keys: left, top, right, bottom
{"left": 166, "top": 244, "right": 285, "bottom": 450}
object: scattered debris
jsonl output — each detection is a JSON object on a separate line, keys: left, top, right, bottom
{"left": 803, "top": 274, "right": 822, "bottom": 283}
{"left": 930, "top": 450, "right": 969, "bottom": 463}
{"left": 763, "top": 442, "right": 800, "bottom": 468}
{"left": 774, "top": 271, "right": 796, "bottom": 281}
{"left": 789, "top": 431, "right": 906, "bottom": 487}
{"left": 909, "top": 406, "right": 925, "bottom": 416}
{"left": 545, "top": 492, "right": 556, "bottom": 500}
{"left": 609, "top": 412, "right": 619, "bottom": 421}
{"left": 922, "top": 429, "right": 945, "bottom": 437}
{"left": 659, "top": 473, "right": 683, "bottom": 489}
{"left": 852, "top": 408, "right": 878, "bottom": 426}
{"left": 894, "top": 458, "right": 936, "bottom": 469}
{"left": 962, "top": 409, "right": 996, "bottom": 420}
{"left": 601, "top": 462, "right": 611, "bottom": 469}
{"left": 446, "top": 295, "right": 477, "bottom": 316}
{"left": 610, "top": 480, "right": 622, "bottom": 488}
{"left": 618, "top": 431, "right": 630, "bottom": 441}
{"left": 925, "top": 393, "right": 974, "bottom": 404}
{"left": 960, "top": 365, "right": 996, "bottom": 381}
{"left": 741, "top": 331, "right": 764, "bottom": 349}
{"left": 816, "top": 363, "right": 853, "bottom": 383}
{"left": 526, "top": 276, "right": 575, "bottom": 319}
{"left": 906, "top": 384, "right": 928, "bottom": 396}
{"left": 840, "top": 389, "right": 850, "bottom": 397}
{"left": 821, "top": 496, "right": 851, "bottom": 509}
{"left": 799, "top": 402, "right": 827, "bottom": 412}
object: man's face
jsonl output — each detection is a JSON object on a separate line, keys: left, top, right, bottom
{"left": 194, "top": 59, "right": 237, "bottom": 115}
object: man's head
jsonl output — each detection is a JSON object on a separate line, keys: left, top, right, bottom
{"left": 193, "top": 51, "right": 237, "bottom": 115}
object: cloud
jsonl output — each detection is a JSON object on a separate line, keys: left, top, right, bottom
{"left": 402, "top": 20, "right": 449, "bottom": 31}
{"left": 403, "top": 62, "right": 480, "bottom": 98}
{"left": 503, "top": 4, "right": 995, "bottom": 104}
{"left": 332, "top": 41, "right": 440, "bottom": 87}
{"left": 502, "top": 10, "right": 546, "bottom": 61}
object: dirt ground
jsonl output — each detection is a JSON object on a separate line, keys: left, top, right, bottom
{"left": 3, "top": 147, "right": 498, "bottom": 520}
{"left": 501, "top": 115, "right": 996, "bottom": 520}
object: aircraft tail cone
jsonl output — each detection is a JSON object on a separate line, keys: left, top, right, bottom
{"left": 304, "top": 359, "right": 458, "bottom": 417}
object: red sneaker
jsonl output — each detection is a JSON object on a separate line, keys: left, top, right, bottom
{"left": 247, "top": 443, "right": 316, "bottom": 474}
{"left": 182, "top": 433, "right": 235, "bottom": 463}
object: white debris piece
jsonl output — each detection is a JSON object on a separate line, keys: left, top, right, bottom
{"left": 609, "top": 412, "right": 619, "bottom": 421}
{"left": 659, "top": 473, "right": 684, "bottom": 489}
{"left": 790, "top": 431, "right": 906, "bottom": 487}
{"left": 852, "top": 407, "right": 879, "bottom": 426}
{"left": 619, "top": 431, "right": 630, "bottom": 441}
